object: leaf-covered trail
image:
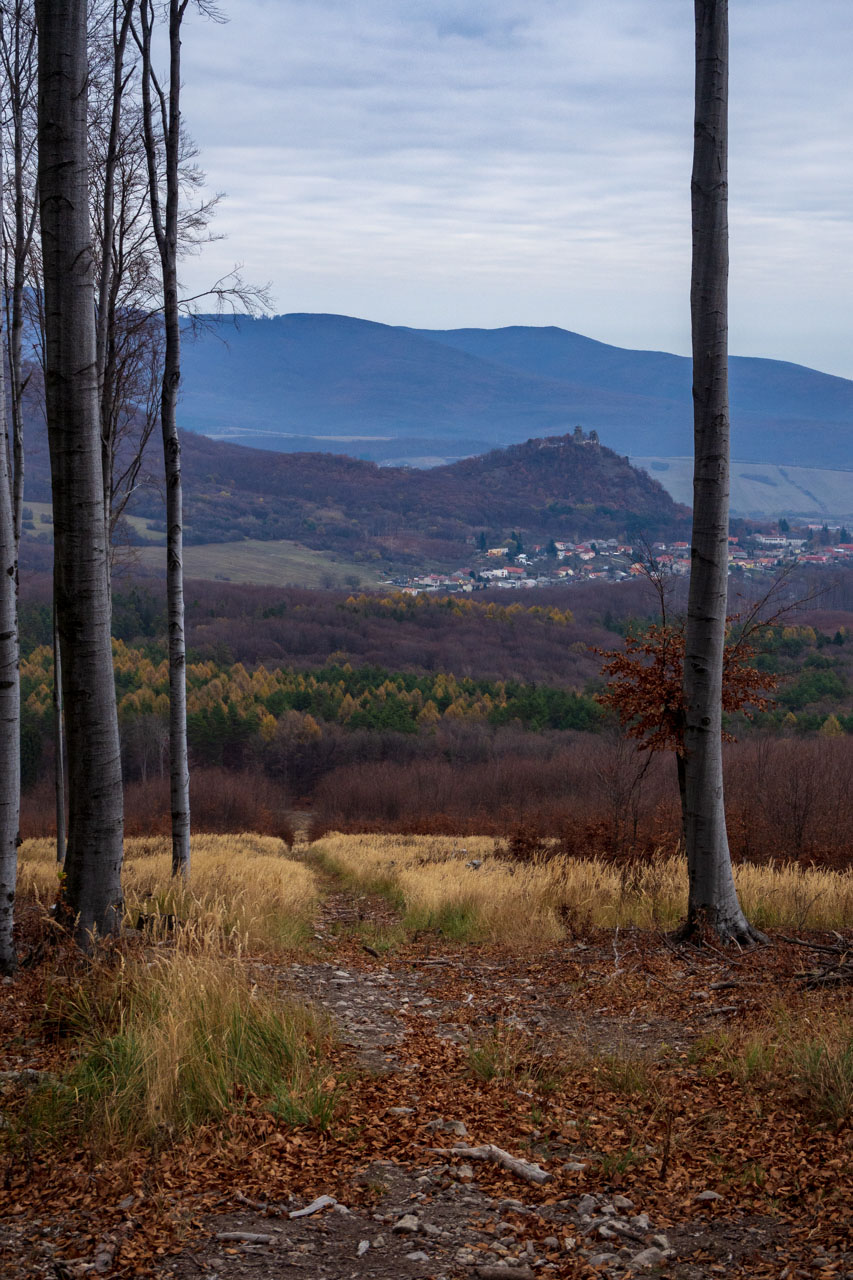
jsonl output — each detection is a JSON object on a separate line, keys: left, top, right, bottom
{"left": 0, "top": 864, "right": 851, "bottom": 1279}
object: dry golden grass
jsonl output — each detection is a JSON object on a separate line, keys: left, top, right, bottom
{"left": 24, "top": 940, "right": 339, "bottom": 1151}
{"left": 312, "top": 833, "right": 853, "bottom": 944}
{"left": 18, "top": 834, "right": 318, "bottom": 952}
{"left": 10, "top": 839, "right": 335, "bottom": 1156}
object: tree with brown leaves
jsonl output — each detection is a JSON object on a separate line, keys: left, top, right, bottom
{"left": 598, "top": 610, "right": 775, "bottom": 835}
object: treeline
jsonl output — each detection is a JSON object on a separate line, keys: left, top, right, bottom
{"left": 17, "top": 581, "right": 853, "bottom": 803}
{"left": 20, "top": 732, "right": 853, "bottom": 871}
{"left": 20, "top": 641, "right": 604, "bottom": 784}
{"left": 15, "top": 571, "right": 853, "bottom": 870}
{"left": 148, "top": 579, "right": 619, "bottom": 684}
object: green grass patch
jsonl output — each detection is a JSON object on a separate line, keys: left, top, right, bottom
{"left": 12, "top": 947, "right": 341, "bottom": 1155}
{"left": 695, "top": 1012, "right": 853, "bottom": 1124}
{"left": 346, "top": 920, "right": 410, "bottom": 954}
{"left": 467, "top": 1021, "right": 564, "bottom": 1093}
{"left": 595, "top": 1052, "right": 657, "bottom": 1097}
{"left": 406, "top": 900, "right": 483, "bottom": 941}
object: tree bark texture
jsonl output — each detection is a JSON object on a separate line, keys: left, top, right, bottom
{"left": 0, "top": 0, "right": 38, "bottom": 547}
{"left": 95, "top": 0, "right": 132, "bottom": 539}
{"left": 36, "top": 0, "right": 124, "bottom": 939}
{"left": 0, "top": 146, "right": 20, "bottom": 975}
{"left": 53, "top": 612, "right": 66, "bottom": 865}
{"left": 682, "top": 0, "right": 759, "bottom": 942}
{"left": 139, "top": 0, "right": 190, "bottom": 877}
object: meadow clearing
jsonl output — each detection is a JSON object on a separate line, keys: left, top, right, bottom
{"left": 2, "top": 833, "right": 851, "bottom": 1279}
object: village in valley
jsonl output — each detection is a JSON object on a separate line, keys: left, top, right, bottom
{"left": 390, "top": 522, "right": 853, "bottom": 593}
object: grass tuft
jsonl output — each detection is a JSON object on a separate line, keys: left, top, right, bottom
{"left": 698, "top": 1010, "right": 853, "bottom": 1124}
{"left": 595, "top": 1052, "right": 656, "bottom": 1097}
{"left": 22, "top": 944, "right": 340, "bottom": 1152}
{"left": 467, "top": 1021, "right": 565, "bottom": 1094}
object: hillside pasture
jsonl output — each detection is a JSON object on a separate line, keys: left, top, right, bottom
{"left": 135, "top": 537, "right": 384, "bottom": 587}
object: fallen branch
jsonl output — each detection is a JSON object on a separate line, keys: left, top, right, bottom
{"left": 795, "top": 965, "right": 853, "bottom": 988}
{"left": 216, "top": 1231, "right": 275, "bottom": 1245}
{"left": 289, "top": 1194, "right": 338, "bottom": 1218}
{"left": 779, "top": 935, "right": 849, "bottom": 955}
{"left": 428, "top": 1143, "right": 551, "bottom": 1185}
{"left": 779, "top": 935, "right": 853, "bottom": 987}
{"left": 234, "top": 1190, "right": 288, "bottom": 1216}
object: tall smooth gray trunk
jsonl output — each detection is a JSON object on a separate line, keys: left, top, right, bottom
{"left": 36, "top": 0, "right": 124, "bottom": 939}
{"left": 138, "top": 0, "right": 190, "bottom": 877}
{"left": 682, "top": 0, "right": 761, "bottom": 942}
{"left": 53, "top": 612, "right": 66, "bottom": 864}
{"left": 0, "top": 147, "right": 20, "bottom": 976}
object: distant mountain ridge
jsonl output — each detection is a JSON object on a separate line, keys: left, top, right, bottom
{"left": 176, "top": 312, "right": 853, "bottom": 468}
{"left": 18, "top": 362, "right": 687, "bottom": 566}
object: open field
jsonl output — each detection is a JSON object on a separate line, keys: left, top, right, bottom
{"left": 135, "top": 536, "right": 385, "bottom": 587}
{"left": 633, "top": 455, "right": 853, "bottom": 520}
{"left": 21, "top": 500, "right": 167, "bottom": 545}
{"left": 2, "top": 833, "right": 852, "bottom": 1280}
{"left": 21, "top": 510, "right": 394, "bottom": 586}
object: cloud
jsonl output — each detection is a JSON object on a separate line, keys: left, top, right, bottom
{"left": 177, "top": 0, "right": 853, "bottom": 377}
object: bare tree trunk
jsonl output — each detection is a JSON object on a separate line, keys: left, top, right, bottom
{"left": 53, "top": 612, "right": 66, "bottom": 864}
{"left": 681, "top": 0, "right": 762, "bottom": 943}
{"left": 0, "top": 0, "right": 38, "bottom": 549}
{"left": 137, "top": 0, "right": 190, "bottom": 878}
{"left": 36, "top": 0, "right": 124, "bottom": 940}
{"left": 95, "top": 0, "right": 132, "bottom": 539}
{"left": 0, "top": 147, "right": 20, "bottom": 975}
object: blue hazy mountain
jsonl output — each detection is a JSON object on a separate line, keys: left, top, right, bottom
{"left": 177, "top": 313, "right": 853, "bottom": 468}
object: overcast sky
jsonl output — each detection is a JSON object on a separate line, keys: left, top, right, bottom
{"left": 179, "top": 0, "right": 853, "bottom": 378}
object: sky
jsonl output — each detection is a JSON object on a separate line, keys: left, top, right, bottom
{"left": 179, "top": 0, "right": 853, "bottom": 378}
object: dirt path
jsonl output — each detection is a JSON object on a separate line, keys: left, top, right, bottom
{"left": 2, "top": 864, "right": 851, "bottom": 1280}
{"left": 158, "top": 866, "right": 851, "bottom": 1280}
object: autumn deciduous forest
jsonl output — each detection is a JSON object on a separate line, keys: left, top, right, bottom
{"left": 1, "top": 2, "right": 852, "bottom": 1278}
{"left": 14, "top": 574, "right": 853, "bottom": 867}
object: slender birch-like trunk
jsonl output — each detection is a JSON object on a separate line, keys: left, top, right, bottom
{"left": 0, "top": 0, "right": 37, "bottom": 547}
{"left": 0, "top": 148, "right": 20, "bottom": 975}
{"left": 95, "top": 0, "right": 132, "bottom": 539}
{"left": 137, "top": 0, "right": 190, "bottom": 877}
{"left": 53, "top": 614, "right": 66, "bottom": 864}
{"left": 36, "top": 0, "right": 124, "bottom": 939}
{"left": 682, "top": 0, "right": 762, "bottom": 942}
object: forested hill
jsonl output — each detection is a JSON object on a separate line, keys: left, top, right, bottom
{"left": 21, "top": 386, "right": 687, "bottom": 565}
{"left": 143, "top": 429, "right": 690, "bottom": 558}
{"left": 175, "top": 312, "right": 853, "bottom": 467}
